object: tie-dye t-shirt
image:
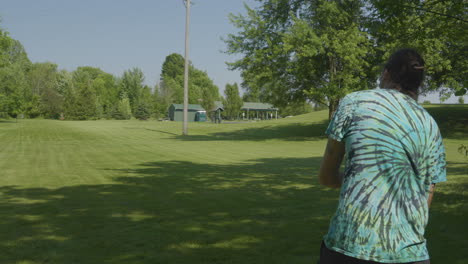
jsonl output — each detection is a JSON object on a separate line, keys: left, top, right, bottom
{"left": 323, "top": 88, "right": 446, "bottom": 263}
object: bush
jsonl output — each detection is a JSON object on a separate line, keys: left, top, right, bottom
{"left": 110, "top": 97, "right": 132, "bottom": 120}
{"left": 134, "top": 101, "right": 151, "bottom": 120}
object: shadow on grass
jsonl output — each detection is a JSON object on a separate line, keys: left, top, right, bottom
{"left": 427, "top": 160, "right": 468, "bottom": 262}
{"left": 0, "top": 157, "right": 338, "bottom": 264}
{"left": 144, "top": 128, "right": 179, "bottom": 136}
{"left": 446, "top": 161, "right": 468, "bottom": 177}
{"left": 173, "top": 121, "right": 329, "bottom": 141}
{"left": 425, "top": 106, "right": 468, "bottom": 139}
{"left": 1, "top": 157, "right": 466, "bottom": 263}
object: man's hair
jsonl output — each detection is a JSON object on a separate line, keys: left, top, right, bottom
{"left": 384, "top": 48, "right": 425, "bottom": 96}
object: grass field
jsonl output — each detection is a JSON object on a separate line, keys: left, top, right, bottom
{"left": 0, "top": 105, "right": 467, "bottom": 264}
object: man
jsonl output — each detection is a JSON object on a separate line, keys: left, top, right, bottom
{"left": 318, "top": 49, "right": 446, "bottom": 264}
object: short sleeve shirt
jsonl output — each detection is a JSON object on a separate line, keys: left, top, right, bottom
{"left": 324, "top": 89, "right": 446, "bottom": 263}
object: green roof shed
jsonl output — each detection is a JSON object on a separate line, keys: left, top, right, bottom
{"left": 168, "top": 104, "right": 206, "bottom": 122}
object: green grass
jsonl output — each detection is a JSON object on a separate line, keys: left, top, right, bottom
{"left": 0, "top": 106, "right": 467, "bottom": 264}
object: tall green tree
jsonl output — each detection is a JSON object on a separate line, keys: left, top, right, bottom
{"left": 223, "top": 83, "right": 243, "bottom": 120}
{"left": 28, "top": 62, "right": 63, "bottom": 118}
{"left": 112, "top": 93, "right": 132, "bottom": 120}
{"left": 91, "top": 71, "right": 119, "bottom": 115}
{"left": 155, "top": 81, "right": 175, "bottom": 118}
{"left": 0, "top": 30, "right": 30, "bottom": 118}
{"left": 225, "top": 0, "right": 372, "bottom": 118}
{"left": 64, "top": 67, "right": 99, "bottom": 120}
{"left": 161, "top": 53, "right": 185, "bottom": 79}
{"left": 62, "top": 66, "right": 119, "bottom": 120}
{"left": 134, "top": 85, "right": 153, "bottom": 120}
{"left": 160, "top": 53, "right": 220, "bottom": 111}
{"left": 120, "top": 67, "right": 145, "bottom": 113}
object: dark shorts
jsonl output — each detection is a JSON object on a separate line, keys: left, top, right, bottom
{"left": 318, "top": 241, "right": 430, "bottom": 264}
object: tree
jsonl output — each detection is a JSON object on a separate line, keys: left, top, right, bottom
{"left": 28, "top": 62, "right": 63, "bottom": 118}
{"left": 161, "top": 53, "right": 185, "bottom": 79}
{"left": 120, "top": 67, "right": 145, "bottom": 113}
{"left": 61, "top": 66, "right": 120, "bottom": 120}
{"left": 134, "top": 85, "right": 152, "bottom": 120}
{"left": 223, "top": 83, "right": 243, "bottom": 120}
{"left": 154, "top": 82, "right": 174, "bottom": 118}
{"left": 0, "top": 30, "right": 31, "bottom": 118}
{"left": 23, "top": 94, "right": 41, "bottom": 118}
{"left": 116, "top": 93, "right": 132, "bottom": 120}
{"left": 225, "top": 0, "right": 466, "bottom": 118}
{"left": 192, "top": 68, "right": 219, "bottom": 112}
{"left": 64, "top": 67, "right": 98, "bottom": 120}
{"left": 459, "top": 97, "right": 465, "bottom": 104}
{"left": 225, "top": 0, "right": 372, "bottom": 118}
{"left": 160, "top": 53, "right": 220, "bottom": 111}
{"left": 0, "top": 63, "right": 27, "bottom": 118}
{"left": 134, "top": 102, "right": 151, "bottom": 120}
{"left": 91, "top": 71, "right": 119, "bottom": 116}
{"left": 368, "top": 0, "right": 467, "bottom": 96}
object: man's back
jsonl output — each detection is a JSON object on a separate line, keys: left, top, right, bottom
{"left": 324, "top": 88, "right": 446, "bottom": 263}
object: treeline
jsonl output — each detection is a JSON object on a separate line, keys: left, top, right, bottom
{"left": 0, "top": 26, "right": 224, "bottom": 120}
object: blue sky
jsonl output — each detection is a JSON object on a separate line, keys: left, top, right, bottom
{"left": 1, "top": 0, "right": 465, "bottom": 103}
{"left": 0, "top": 0, "right": 257, "bottom": 94}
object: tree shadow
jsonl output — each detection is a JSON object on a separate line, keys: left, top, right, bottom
{"left": 0, "top": 157, "right": 338, "bottom": 264}
{"left": 446, "top": 161, "right": 468, "bottom": 177}
{"left": 1, "top": 157, "right": 466, "bottom": 263}
{"left": 426, "top": 106, "right": 468, "bottom": 139}
{"left": 144, "top": 128, "right": 179, "bottom": 136}
{"left": 172, "top": 121, "right": 329, "bottom": 141}
{"left": 425, "top": 159, "right": 468, "bottom": 261}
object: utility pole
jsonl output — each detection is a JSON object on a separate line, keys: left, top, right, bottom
{"left": 182, "top": 0, "right": 191, "bottom": 135}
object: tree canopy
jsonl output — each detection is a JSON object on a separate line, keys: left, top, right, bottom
{"left": 225, "top": 0, "right": 467, "bottom": 117}
{"left": 160, "top": 53, "right": 220, "bottom": 112}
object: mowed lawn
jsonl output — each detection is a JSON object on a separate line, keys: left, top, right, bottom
{"left": 0, "top": 106, "right": 466, "bottom": 264}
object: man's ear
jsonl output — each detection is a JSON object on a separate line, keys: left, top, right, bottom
{"left": 379, "top": 69, "right": 391, "bottom": 89}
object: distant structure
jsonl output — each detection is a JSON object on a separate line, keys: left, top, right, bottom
{"left": 168, "top": 104, "right": 206, "bottom": 122}
{"left": 213, "top": 101, "right": 279, "bottom": 120}
{"left": 211, "top": 101, "right": 224, "bottom": 123}
{"left": 242, "top": 102, "right": 279, "bottom": 120}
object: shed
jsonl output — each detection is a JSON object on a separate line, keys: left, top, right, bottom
{"left": 168, "top": 104, "right": 206, "bottom": 122}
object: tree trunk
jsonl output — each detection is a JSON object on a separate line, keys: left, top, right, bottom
{"left": 328, "top": 99, "right": 339, "bottom": 120}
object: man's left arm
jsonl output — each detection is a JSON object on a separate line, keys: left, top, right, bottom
{"left": 427, "top": 183, "right": 436, "bottom": 208}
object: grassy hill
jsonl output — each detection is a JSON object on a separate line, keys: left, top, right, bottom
{"left": 0, "top": 105, "right": 466, "bottom": 264}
